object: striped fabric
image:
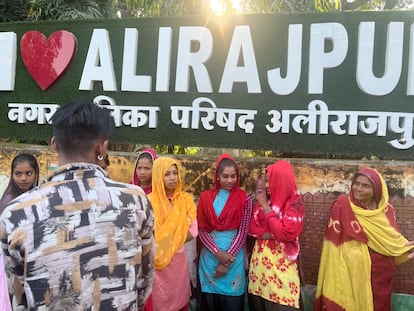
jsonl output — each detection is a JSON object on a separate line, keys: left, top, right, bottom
{"left": 0, "top": 163, "right": 154, "bottom": 310}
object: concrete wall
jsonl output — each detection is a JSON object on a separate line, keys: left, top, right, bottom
{"left": 0, "top": 144, "right": 413, "bottom": 294}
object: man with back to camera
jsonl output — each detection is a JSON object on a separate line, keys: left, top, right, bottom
{"left": 0, "top": 99, "right": 155, "bottom": 310}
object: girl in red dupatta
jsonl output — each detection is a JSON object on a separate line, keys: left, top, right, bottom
{"left": 314, "top": 168, "right": 414, "bottom": 311}
{"left": 248, "top": 160, "right": 304, "bottom": 311}
{"left": 197, "top": 153, "right": 252, "bottom": 311}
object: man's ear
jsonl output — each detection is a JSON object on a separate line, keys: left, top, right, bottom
{"left": 102, "top": 140, "right": 109, "bottom": 155}
{"left": 96, "top": 139, "right": 109, "bottom": 158}
{"left": 50, "top": 136, "right": 59, "bottom": 153}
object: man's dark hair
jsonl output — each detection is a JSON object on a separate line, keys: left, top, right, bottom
{"left": 51, "top": 99, "right": 115, "bottom": 157}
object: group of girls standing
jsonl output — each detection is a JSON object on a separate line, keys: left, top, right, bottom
{"left": 0, "top": 152, "right": 307, "bottom": 311}
{"left": 131, "top": 149, "right": 304, "bottom": 311}
{"left": 2, "top": 150, "right": 413, "bottom": 311}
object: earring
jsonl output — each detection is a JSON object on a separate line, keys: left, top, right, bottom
{"left": 97, "top": 154, "right": 104, "bottom": 161}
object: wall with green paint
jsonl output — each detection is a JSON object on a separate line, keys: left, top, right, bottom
{"left": 1, "top": 12, "right": 414, "bottom": 159}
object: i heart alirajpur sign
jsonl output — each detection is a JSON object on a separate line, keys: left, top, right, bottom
{"left": 0, "top": 12, "right": 413, "bottom": 160}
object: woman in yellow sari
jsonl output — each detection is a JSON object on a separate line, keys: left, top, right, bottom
{"left": 148, "top": 157, "right": 197, "bottom": 311}
{"left": 314, "top": 168, "right": 414, "bottom": 311}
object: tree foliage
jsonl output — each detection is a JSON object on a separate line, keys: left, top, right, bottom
{"left": 0, "top": 0, "right": 113, "bottom": 22}
{"left": 237, "top": 0, "right": 316, "bottom": 13}
{"left": 0, "top": 0, "right": 31, "bottom": 22}
{"left": 0, "top": 0, "right": 412, "bottom": 23}
{"left": 113, "top": 0, "right": 210, "bottom": 17}
{"left": 27, "top": 0, "right": 113, "bottom": 20}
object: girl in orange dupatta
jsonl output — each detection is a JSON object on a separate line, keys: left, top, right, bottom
{"left": 314, "top": 168, "right": 414, "bottom": 311}
{"left": 148, "top": 157, "right": 197, "bottom": 311}
{"left": 248, "top": 160, "right": 304, "bottom": 310}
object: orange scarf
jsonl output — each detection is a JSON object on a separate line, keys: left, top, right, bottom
{"left": 148, "top": 157, "right": 197, "bottom": 269}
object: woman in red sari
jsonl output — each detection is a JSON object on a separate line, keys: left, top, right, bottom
{"left": 314, "top": 168, "right": 414, "bottom": 311}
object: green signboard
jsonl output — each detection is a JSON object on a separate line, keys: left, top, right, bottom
{"left": 1, "top": 12, "right": 414, "bottom": 159}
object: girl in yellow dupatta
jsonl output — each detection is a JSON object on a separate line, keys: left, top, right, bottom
{"left": 314, "top": 168, "right": 414, "bottom": 311}
{"left": 148, "top": 157, "right": 197, "bottom": 311}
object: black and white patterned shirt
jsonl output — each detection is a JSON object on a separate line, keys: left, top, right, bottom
{"left": 0, "top": 163, "right": 154, "bottom": 310}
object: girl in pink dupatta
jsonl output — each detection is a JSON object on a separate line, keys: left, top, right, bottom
{"left": 131, "top": 148, "right": 157, "bottom": 311}
{"left": 131, "top": 148, "right": 157, "bottom": 195}
{"left": 248, "top": 160, "right": 304, "bottom": 310}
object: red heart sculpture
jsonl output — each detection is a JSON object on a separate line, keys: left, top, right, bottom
{"left": 20, "top": 30, "right": 77, "bottom": 91}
